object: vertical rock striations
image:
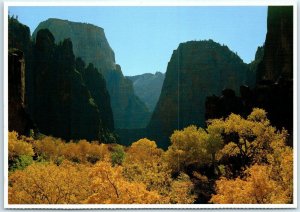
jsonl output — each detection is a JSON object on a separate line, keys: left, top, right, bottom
{"left": 8, "top": 16, "right": 117, "bottom": 142}
{"left": 31, "top": 29, "right": 102, "bottom": 141}
{"left": 8, "top": 49, "right": 34, "bottom": 135}
{"left": 148, "top": 40, "right": 251, "bottom": 148}
{"left": 256, "top": 6, "right": 293, "bottom": 83}
{"left": 205, "top": 6, "right": 293, "bottom": 146}
{"left": 75, "top": 58, "right": 114, "bottom": 132}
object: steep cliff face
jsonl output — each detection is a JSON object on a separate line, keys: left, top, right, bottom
{"left": 8, "top": 16, "right": 35, "bottom": 112}
{"left": 106, "top": 65, "right": 151, "bottom": 128}
{"left": 247, "top": 46, "right": 264, "bottom": 87}
{"left": 205, "top": 6, "right": 293, "bottom": 146}
{"left": 148, "top": 40, "right": 250, "bottom": 148}
{"left": 31, "top": 29, "right": 104, "bottom": 141}
{"left": 8, "top": 17, "right": 31, "bottom": 55}
{"left": 126, "top": 72, "right": 165, "bottom": 112}
{"left": 33, "top": 18, "right": 115, "bottom": 73}
{"left": 9, "top": 16, "right": 117, "bottom": 142}
{"left": 33, "top": 18, "right": 150, "bottom": 129}
{"left": 256, "top": 6, "right": 293, "bottom": 82}
{"left": 8, "top": 49, "right": 34, "bottom": 135}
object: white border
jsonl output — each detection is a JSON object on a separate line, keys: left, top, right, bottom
{"left": 3, "top": 0, "right": 298, "bottom": 209}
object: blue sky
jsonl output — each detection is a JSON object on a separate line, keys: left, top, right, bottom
{"left": 9, "top": 6, "right": 267, "bottom": 76}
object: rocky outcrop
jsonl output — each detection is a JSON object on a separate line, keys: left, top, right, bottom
{"left": 247, "top": 46, "right": 264, "bottom": 88}
{"left": 33, "top": 18, "right": 150, "bottom": 129}
{"left": 8, "top": 16, "right": 31, "bottom": 55}
{"left": 9, "top": 16, "right": 117, "bottom": 142}
{"left": 8, "top": 16, "right": 34, "bottom": 112}
{"left": 30, "top": 29, "right": 105, "bottom": 141}
{"left": 75, "top": 58, "right": 114, "bottom": 131}
{"left": 8, "top": 49, "right": 34, "bottom": 135}
{"left": 147, "top": 40, "right": 251, "bottom": 148}
{"left": 205, "top": 89, "right": 244, "bottom": 121}
{"left": 126, "top": 72, "right": 165, "bottom": 112}
{"left": 256, "top": 6, "right": 293, "bottom": 82}
{"left": 205, "top": 81, "right": 293, "bottom": 146}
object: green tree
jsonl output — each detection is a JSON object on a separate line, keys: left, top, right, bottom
{"left": 111, "top": 144, "right": 125, "bottom": 166}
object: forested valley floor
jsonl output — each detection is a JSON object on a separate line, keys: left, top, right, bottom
{"left": 8, "top": 108, "right": 293, "bottom": 204}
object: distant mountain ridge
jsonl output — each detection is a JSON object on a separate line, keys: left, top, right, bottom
{"left": 33, "top": 18, "right": 150, "bottom": 129}
{"left": 126, "top": 72, "right": 165, "bottom": 112}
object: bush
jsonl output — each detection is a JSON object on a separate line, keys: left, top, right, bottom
{"left": 10, "top": 155, "right": 33, "bottom": 172}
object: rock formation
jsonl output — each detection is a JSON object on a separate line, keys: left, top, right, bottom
{"left": 247, "top": 46, "right": 264, "bottom": 87}
{"left": 205, "top": 89, "right": 244, "bottom": 121}
{"left": 8, "top": 49, "right": 34, "bottom": 135}
{"left": 9, "top": 16, "right": 117, "bottom": 142}
{"left": 147, "top": 40, "right": 251, "bottom": 148}
{"left": 126, "top": 72, "right": 165, "bottom": 112}
{"left": 31, "top": 29, "right": 104, "bottom": 141}
{"left": 205, "top": 6, "right": 293, "bottom": 146}
{"left": 256, "top": 6, "right": 293, "bottom": 83}
{"left": 75, "top": 58, "right": 114, "bottom": 131}
{"left": 33, "top": 18, "right": 150, "bottom": 129}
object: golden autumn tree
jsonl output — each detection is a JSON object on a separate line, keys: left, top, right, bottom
{"left": 165, "top": 126, "right": 210, "bottom": 173}
{"left": 85, "top": 161, "right": 161, "bottom": 204}
{"left": 8, "top": 131, "right": 34, "bottom": 161}
{"left": 33, "top": 137, "right": 110, "bottom": 164}
{"left": 210, "top": 160, "right": 292, "bottom": 204}
{"left": 123, "top": 138, "right": 167, "bottom": 191}
{"left": 9, "top": 161, "right": 92, "bottom": 204}
{"left": 208, "top": 108, "right": 289, "bottom": 174}
{"left": 61, "top": 140, "right": 110, "bottom": 164}
{"left": 210, "top": 108, "right": 293, "bottom": 204}
{"left": 165, "top": 125, "right": 223, "bottom": 174}
{"left": 123, "top": 138, "right": 196, "bottom": 204}
{"left": 8, "top": 131, "right": 34, "bottom": 171}
{"left": 168, "top": 173, "right": 196, "bottom": 204}
{"left": 33, "top": 136, "right": 65, "bottom": 163}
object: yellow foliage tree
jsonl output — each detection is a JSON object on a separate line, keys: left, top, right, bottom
{"left": 85, "top": 161, "right": 161, "bottom": 204}
{"left": 165, "top": 125, "right": 223, "bottom": 173}
{"left": 210, "top": 108, "right": 293, "bottom": 204}
{"left": 33, "top": 137, "right": 110, "bottom": 164}
{"left": 209, "top": 108, "right": 289, "bottom": 170}
{"left": 123, "top": 138, "right": 196, "bottom": 204}
{"left": 8, "top": 131, "right": 34, "bottom": 161}
{"left": 33, "top": 136, "right": 65, "bottom": 162}
{"left": 210, "top": 162, "right": 292, "bottom": 204}
{"left": 168, "top": 173, "right": 196, "bottom": 204}
{"left": 9, "top": 161, "right": 92, "bottom": 204}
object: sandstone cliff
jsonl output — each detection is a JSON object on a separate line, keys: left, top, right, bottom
{"left": 75, "top": 58, "right": 114, "bottom": 131}
{"left": 9, "top": 16, "right": 117, "bottom": 142}
{"left": 8, "top": 49, "right": 34, "bottom": 135}
{"left": 256, "top": 6, "right": 293, "bottom": 82}
{"left": 33, "top": 18, "right": 150, "bottom": 129}
{"left": 205, "top": 6, "right": 293, "bottom": 146}
{"left": 147, "top": 40, "right": 251, "bottom": 148}
{"left": 31, "top": 29, "right": 103, "bottom": 141}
